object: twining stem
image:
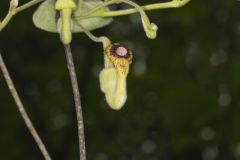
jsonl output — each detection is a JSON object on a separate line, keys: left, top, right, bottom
{"left": 76, "top": 23, "right": 109, "bottom": 45}
{"left": 15, "top": 0, "right": 44, "bottom": 13}
{"left": 75, "top": 23, "right": 112, "bottom": 68}
{"left": 0, "top": 53, "right": 52, "bottom": 160}
{"left": 0, "top": 0, "right": 44, "bottom": 31}
{"left": 63, "top": 45, "right": 86, "bottom": 160}
{"left": 75, "top": 0, "right": 190, "bottom": 19}
{"left": 0, "top": 12, "right": 14, "bottom": 31}
{"left": 0, "top": 0, "right": 190, "bottom": 31}
{"left": 102, "top": 0, "right": 190, "bottom": 17}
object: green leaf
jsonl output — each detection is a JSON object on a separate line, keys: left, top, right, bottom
{"left": 72, "top": 0, "right": 113, "bottom": 33}
{"left": 33, "top": 0, "right": 113, "bottom": 33}
{"left": 33, "top": 0, "right": 57, "bottom": 32}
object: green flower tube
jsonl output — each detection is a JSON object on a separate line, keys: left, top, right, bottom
{"left": 55, "top": 0, "right": 76, "bottom": 44}
{"left": 99, "top": 43, "right": 133, "bottom": 110}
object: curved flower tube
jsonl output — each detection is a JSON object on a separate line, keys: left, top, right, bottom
{"left": 99, "top": 43, "right": 133, "bottom": 110}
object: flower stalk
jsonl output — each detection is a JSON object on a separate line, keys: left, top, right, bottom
{"left": 63, "top": 45, "right": 86, "bottom": 160}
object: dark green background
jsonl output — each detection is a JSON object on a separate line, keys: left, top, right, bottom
{"left": 1, "top": 0, "right": 240, "bottom": 159}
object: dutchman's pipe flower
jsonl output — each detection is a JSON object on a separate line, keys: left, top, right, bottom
{"left": 99, "top": 43, "right": 133, "bottom": 110}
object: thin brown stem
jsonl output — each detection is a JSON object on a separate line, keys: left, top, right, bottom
{"left": 0, "top": 53, "right": 52, "bottom": 160}
{"left": 63, "top": 45, "right": 86, "bottom": 160}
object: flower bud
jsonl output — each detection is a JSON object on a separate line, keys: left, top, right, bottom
{"left": 55, "top": 0, "right": 76, "bottom": 44}
{"left": 9, "top": 0, "right": 18, "bottom": 11}
{"left": 141, "top": 16, "right": 158, "bottom": 39}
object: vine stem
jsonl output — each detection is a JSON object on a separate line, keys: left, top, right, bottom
{"left": 101, "top": 0, "right": 190, "bottom": 17}
{"left": 63, "top": 45, "right": 86, "bottom": 160}
{"left": 74, "top": 0, "right": 190, "bottom": 19}
{"left": 0, "top": 53, "right": 52, "bottom": 160}
{"left": 0, "top": 0, "right": 44, "bottom": 31}
{"left": 75, "top": 23, "right": 112, "bottom": 68}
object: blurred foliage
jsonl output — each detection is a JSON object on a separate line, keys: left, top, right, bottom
{"left": 1, "top": 0, "right": 240, "bottom": 160}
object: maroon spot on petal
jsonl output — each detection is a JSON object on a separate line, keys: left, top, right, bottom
{"left": 110, "top": 44, "right": 130, "bottom": 58}
{"left": 116, "top": 46, "right": 128, "bottom": 56}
